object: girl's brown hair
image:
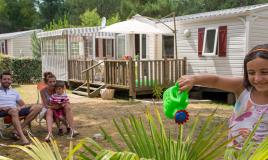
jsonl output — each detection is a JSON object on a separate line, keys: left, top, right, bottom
{"left": 43, "top": 71, "right": 53, "bottom": 83}
{"left": 243, "top": 44, "right": 268, "bottom": 90}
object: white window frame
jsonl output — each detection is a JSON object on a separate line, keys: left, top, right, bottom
{"left": 202, "top": 27, "right": 218, "bottom": 56}
{"left": 71, "top": 41, "right": 79, "bottom": 56}
{"left": 116, "top": 34, "right": 126, "bottom": 59}
{"left": 162, "top": 35, "right": 174, "bottom": 59}
{"left": 43, "top": 39, "right": 53, "bottom": 55}
{"left": 105, "top": 39, "right": 114, "bottom": 57}
{"left": 140, "top": 34, "right": 147, "bottom": 60}
{"left": 84, "top": 36, "right": 93, "bottom": 58}
{"left": 54, "top": 39, "right": 66, "bottom": 55}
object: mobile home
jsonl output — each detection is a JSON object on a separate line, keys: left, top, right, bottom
{"left": 0, "top": 29, "right": 42, "bottom": 57}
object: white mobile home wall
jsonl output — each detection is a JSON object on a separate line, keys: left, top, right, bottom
{"left": 171, "top": 17, "right": 247, "bottom": 77}
{"left": 249, "top": 9, "right": 268, "bottom": 49}
{"left": 11, "top": 34, "right": 33, "bottom": 57}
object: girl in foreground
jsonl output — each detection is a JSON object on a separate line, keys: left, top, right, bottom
{"left": 178, "top": 44, "right": 268, "bottom": 148}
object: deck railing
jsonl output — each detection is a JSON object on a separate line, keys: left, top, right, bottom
{"left": 68, "top": 58, "right": 187, "bottom": 98}
{"left": 68, "top": 59, "right": 97, "bottom": 81}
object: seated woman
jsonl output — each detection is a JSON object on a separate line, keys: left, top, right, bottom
{"left": 40, "top": 74, "right": 79, "bottom": 141}
{"left": 37, "top": 72, "right": 53, "bottom": 91}
{"left": 37, "top": 71, "right": 53, "bottom": 120}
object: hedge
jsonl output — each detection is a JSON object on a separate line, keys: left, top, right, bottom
{"left": 0, "top": 55, "right": 42, "bottom": 84}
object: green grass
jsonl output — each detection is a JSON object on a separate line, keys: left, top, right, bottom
{"left": 12, "top": 84, "right": 38, "bottom": 104}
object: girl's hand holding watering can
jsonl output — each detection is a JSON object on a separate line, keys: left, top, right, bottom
{"left": 178, "top": 75, "right": 195, "bottom": 92}
{"left": 163, "top": 82, "right": 190, "bottom": 124}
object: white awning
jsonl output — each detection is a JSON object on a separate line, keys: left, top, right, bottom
{"left": 100, "top": 19, "right": 172, "bottom": 34}
{"left": 37, "top": 27, "right": 115, "bottom": 39}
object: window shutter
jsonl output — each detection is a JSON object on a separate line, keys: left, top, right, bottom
{"left": 198, "top": 28, "right": 205, "bottom": 57}
{"left": 103, "top": 39, "right": 106, "bottom": 57}
{"left": 4, "top": 40, "right": 7, "bottom": 54}
{"left": 95, "top": 38, "right": 99, "bottom": 57}
{"left": 112, "top": 39, "right": 114, "bottom": 57}
{"left": 218, "top": 26, "right": 227, "bottom": 57}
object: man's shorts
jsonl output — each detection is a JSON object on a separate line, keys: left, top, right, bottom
{"left": 0, "top": 106, "right": 31, "bottom": 118}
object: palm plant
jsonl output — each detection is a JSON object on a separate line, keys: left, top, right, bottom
{"left": 0, "top": 135, "right": 76, "bottom": 160}
{"left": 75, "top": 108, "right": 235, "bottom": 160}
{"left": 1, "top": 108, "right": 268, "bottom": 160}
{"left": 0, "top": 156, "right": 12, "bottom": 160}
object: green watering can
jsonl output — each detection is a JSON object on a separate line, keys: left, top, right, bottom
{"left": 163, "top": 82, "right": 189, "bottom": 124}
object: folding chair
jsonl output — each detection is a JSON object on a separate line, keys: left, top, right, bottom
{"left": 0, "top": 114, "right": 30, "bottom": 139}
{"left": 0, "top": 117, "right": 9, "bottom": 139}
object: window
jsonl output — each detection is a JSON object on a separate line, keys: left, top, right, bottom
{"left": 141, "top": 34, "right": 146, "bottom": 59}
{"left": 198, "top": 26, "right": 227, "bottom": 57}
{"left": 70, "top": 41, "right": 79, "bottom": 56}
{"left": 117, "top": 35, "right": 125, "bottom": 59}
{"left": 104, "top": 39, "right": 114, "bottom": 57}
{"left": 202, "top": 28, "right": 218, "bottom": 56}
{"left": 84, "top": 36, "right": 93, "bottom": 58}
{"left": 0, "top": 40, "right": 7, "bottom": 54}
{"left": 42, "top": 39, "right": 53, "bottom": 55}
{"left": 162, "top": 35, "right": 174, "bottom": 58}
{"left": 54, "top": 39, "right": 66, "bottom": 55}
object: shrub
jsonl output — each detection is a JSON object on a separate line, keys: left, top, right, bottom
{"left": 0, "top": 55, "right": 41, "bottom": 84}
{"left": 0, "top": 55, "right": 12, "bottom": 73}
{"left": 152, "top": 83, "right": 164, "bottom": 100}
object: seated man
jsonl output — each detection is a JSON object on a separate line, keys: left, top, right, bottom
{"left": 0, "top": 71, "right": 42, "bottom": 145}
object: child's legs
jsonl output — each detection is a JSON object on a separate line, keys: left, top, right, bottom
{"left": 63, "top": 104, "right": 75, "bottom": 129}
{"left": 46, "top": 109, "right": 54, "bottom": 134}
{"left": 54, "top": 109, "right": 64, "bottom": 129}
{"left": 54, "top": 118, "right": 61, "bottom": 128}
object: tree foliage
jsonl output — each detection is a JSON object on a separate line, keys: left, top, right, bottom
{"left": 31, "top": 32, "right": 41, "bottom": 59}
{"left": 107, "top": 13, "right": 120, "bottom": 26}
{"left": 80, "top": 8, "right": 101, "bottom": 27}
{"left": 0, "top": 0, "right": 267, "bottom": 33}
{"left": 38, "top": 0, "right": 66, "bottom": 27}
{"left": 0, "top": 0, "right": 38, "bottom": 33}
{"left": 43, "top": 15, "right": 71, "bottom": 31}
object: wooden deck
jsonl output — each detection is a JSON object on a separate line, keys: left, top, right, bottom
{"left": 68, "top": 58, "right": 187, "bottom": 98}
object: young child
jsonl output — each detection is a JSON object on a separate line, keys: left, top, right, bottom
{"left": 178, "top": 44, "right": 268, "bottom": 149}
{"left": 49, "top": 80, "right": 70, "bottom": 136}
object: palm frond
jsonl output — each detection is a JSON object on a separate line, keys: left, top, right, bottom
{"left": 80, "top": 107, "right": 233, "bottom": 160}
